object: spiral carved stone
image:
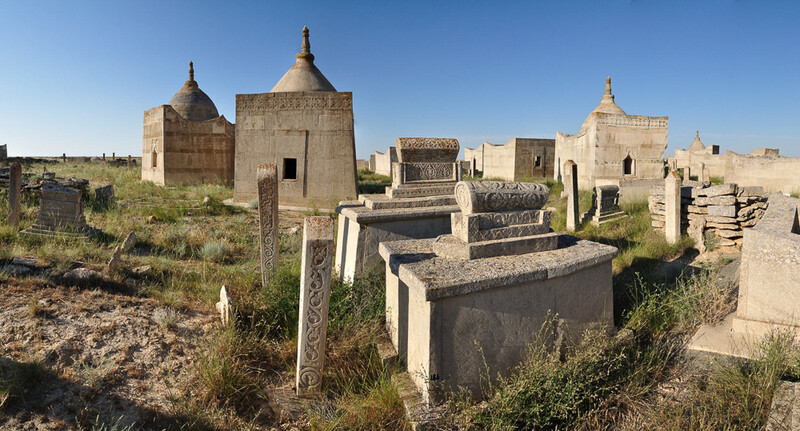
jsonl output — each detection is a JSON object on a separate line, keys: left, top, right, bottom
{"left": 455, "top": 181, "right": 550, "bottom": 214}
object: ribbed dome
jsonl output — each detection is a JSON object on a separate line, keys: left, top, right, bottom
{"left": 688, "top": 130, "right": 705, "bottom": 152}
{"left": 168, "top": 62, "right": 220, "bottom": 122}
{"left": 271, "top": 26, "right": 336, "bottom": 93}
{"left": 583, "top": 77, "right": 626, "bottom": 127}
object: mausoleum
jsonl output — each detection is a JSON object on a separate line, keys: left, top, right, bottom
{"left": 233, "top": 27, "right": 357, "bottom": 209}
{"left": 141, "top": 62, "right": 235, "bottom": 186}
{"left": 464, "top": 138, "right": 555, "bottom": 180}
{"left": 554, "top": 77, "right": 668, "bottom": 190}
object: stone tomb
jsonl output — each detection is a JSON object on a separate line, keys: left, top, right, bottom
{"left": 334, "top": 138, "right": 462, "bottom": 281}
{"left": 688, "top": 194, "right": 800, "bottom": 358}
{"left": 22, "top": 185, "right": 99, "bottom": 239}
{"left": 380, "top": 181, "right": 617, "bottom": 403}
{"left": 582, "top": 184, "right": 627, "bottom": 226}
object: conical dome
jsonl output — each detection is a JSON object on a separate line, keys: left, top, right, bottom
{"left": 688, "top": 130, "right": 705, "bottom": 152}
{"left": 168, "top": 62, "right": 220, "bottom": 122}
{"left": 583, "top": 77, "right": 626, "bottom": 127}
{"left": 271, "top": 26, "right": 336, "bottom": 93}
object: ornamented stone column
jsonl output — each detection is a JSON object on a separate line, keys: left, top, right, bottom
{"left": 564, "top": 160, "right": 579, "bottom": 231}
{"left": 665, "top": 170, "right": 681, "bottom": 244}
{"left": 8, "top": 162, "right": 21, "bottom": 227}
{"left": 296, "top": 216, "right": 334, "bottom": 398}
{"left": 257, "top": 164, "right": 279, "bottom": 286}
{"left": 454, "top": 181, "right": 549, "bottom": 214}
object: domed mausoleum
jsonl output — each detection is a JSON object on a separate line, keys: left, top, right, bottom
{"left": 233, "top": 26, "right": 357, "bottom": 209}
{"left": 554, "top": 77, "right": 668, "bottom": 190}
{"left": 141, "top": 62, "right": 235, "bottom": 186}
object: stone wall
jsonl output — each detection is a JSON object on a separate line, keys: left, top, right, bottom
{"left": 372, "top": 147, "right": 397, "bottom": 177}
{"left": 233, "top": 91, "right": 358, "bottom": 209}
{"left": 724, "top": 151, "right": 800, "bottom": 193}
{"left": 649, "top": 182, "right": 767, "bottom": 248}
{"left": 141, "top": 105, "right": 235, "bottom": 186}
{"left": 465, "top": 138, "right": 554, "bottom": 181}
{"left": 669, "top": 149, "right": 727, "bottom": 179}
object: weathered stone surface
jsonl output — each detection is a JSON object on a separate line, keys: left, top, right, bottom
{"left": 95, "top": 185, "right": 114, "bottom": 203}
{"left": 362, "top": 194, "right": 455, "bottom": 210}
{"left": 765, "top": 380, "right": 800, "bottom": 431}
{"left": 1, "top": 264, "right": 30, "bottom": 275}
{"left": 432, "top": 231, "right": 559, "bottom": 260}
{"left": 22, "top": 184, "right": 98, "bottom": 239}
{"left": 296, "top": 216, "right": 334, "bottom": 398}
{"left": 706, "top": 222, "right": 739, "bottom": 230}
{"left": 737, "top": 185, "right": 765, "bottom": 197}
{"left": 695, "top": 195, "right": 736, "bottom": 207}
{"left": 11, "top": 257, "right": 38, "bottom": 267}
{"left": 451, "top": 209, "right": 551, "bottom": 243}
{"left": 707, "top": 205, "right": 736, "bottom": 217}
{"left": 215, "top": 285, "right": 231, "bottom": 325}
{"left": 715, "top": 229, "right": 743, "bottom": 239}
{"left": 688, "top": 217, "right": 706, "bottom": 253}
{"left": 8, "top": 162, "right": 21, "bottom": 227}
{"left": 107, "top": 246, "right": 122, "bottom": 272}
{"left": 454, "top": 181, "right": 549, "bottom": 215}
{"left": 699, "top": 183, "right": 736, "bottom": 198}
{"left": 705, "top": 215, "right": 738, "bottom": 224}
{"left": 121, "top": 231, "right": 137, "bottom": 253}
{"left": 62, "top": 268, "right": 110, "bottom": 284}
{"left": 257, "top": 164, "right": 279, "bottom": 287}
{"left": 395, "top": 138, "right": 459, "bottom": 164}
{"left": 686, "top": 205, "right": 707, "bottom": 214}
{"left": 665, "top": 171, "right": 681, "bottom": 244}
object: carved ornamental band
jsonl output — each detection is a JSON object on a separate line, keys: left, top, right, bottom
{"left": 455, "top": 181, "right": 550, "bottom": 215}
{"left": 257, "top": 164, "right": 279, "bottom": 287}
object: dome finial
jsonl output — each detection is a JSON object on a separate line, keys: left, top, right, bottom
{"left": 696, "top": 130, "right": 700, "bottom": 138}
{"left": 605, "top": 76, "right": 612, "bottom": 95}
{"left": 189, "top": 61, "right": 194, "bottom": 82}
{"left": 301, "top": 26, "right": 310, "bottom": 54}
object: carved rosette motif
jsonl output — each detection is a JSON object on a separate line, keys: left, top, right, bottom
{"left": 455, "top": 181, "right": 550, "bottom": 214}
{"left": 297, "top": 240, "right": 330, "bottom": 395}
{"left": 405, "top": 163, "right": 454, "bottom": 182}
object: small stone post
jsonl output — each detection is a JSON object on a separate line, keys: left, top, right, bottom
{"left": 102, "top": 153, "right": 106, "bottom": 161}
{"left": 112, "top": 152, "right": 115, "bottom": 159}
{"left": 665, "top": 171, "right": 681, "bottom": 244}
{"left": 127, "top": 155, "right": 132, "bottom": 168}
{"left": 62, "top": 153, "right": 66, "bottom": 163}
{"left": 8, "top": 162, "right": 21, "bottom": 227}
{"left": 564, "top": 160, "right": 579, "bottom": 231}
{"left": 700, "top": 162, "right": 709, "bottom": 184}
{"left": 257, "top": 164, "right": 279, "bottom": 286}
{"left": 296, "top": 216, "right": 334, "bottom": 398}
{"left": 684, "top": 166, "right": 691, "bottom": 181}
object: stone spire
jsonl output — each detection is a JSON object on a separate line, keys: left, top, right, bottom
{"left": 585, "top": 76, "right": 626, "bottom": 120}
{"left": 688, "top": 130, "right": 705, "bottom": 152}
{"left": 185, "top": 61, "right": 198, "bottom": 88}
{"left": 602, "top": 76, "right": 615, "bottom": 103}
{"left": 299, "top": 26, "right": 313, "bottom": 59}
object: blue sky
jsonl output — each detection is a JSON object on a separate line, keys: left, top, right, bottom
{"left": 1, "top": 1, "right": 799, "bottom": 158}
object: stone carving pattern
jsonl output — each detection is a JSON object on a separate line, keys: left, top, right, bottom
{"left": 477, "top": 210, "right": 543, "bottom": 230}
{"left": 595, "top": 115, "right": 668, "bottom": 129}
{"left": 455, "top": 181, "right": 550, "bottom": 213}
{"left": 297, "top": 241, "right": 329, "bottom": 393}
{"left": 470, "top": 223, "right": 549, "bottom": 242}
{"left": 237, "top": 94, "right": 352, "bottom": 113}
{"left": 405, "top": 163, "right": 453, "bottom": 182}
{"left": 396, "top": 138, "right": 459, "bottom": 151}
{"left": 258, "top": 172, "right": 277, "bottom": 286}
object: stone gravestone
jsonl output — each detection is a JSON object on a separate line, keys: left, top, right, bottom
{"left": 107, "top": 246, "right": 122, "bottom": 272}
{"left": 112, "top": 152, "right": 115, "bottom": 159}
{"left": 127, "top": 155, "right": 133, "bottom": 168}
{"left": 257, "top": 164, "right": 279, "bottom": 286}
{"left": 121, "top": 231, "right": 137, "bottom": 253}
{"left": 102, "top": 153, "right": 106, "bottom": 161}
{"left": 8, "top": 162, "right": 21, "bottom": 227}
{"left": 665, "top": 171, "right": 682, "bottom": 244}
{"left": 582, "top": 185, "right": 626, "bottom": 226}
{"left": 62, "top": 153, "right": 66, "bottom": 163}
{"left": 95, "top": 185, "right": 113, "bottom": 204}
{"left": 215, "top": 285, "right": 232, "bottom": 326}
{"left": 296, "top": 216, "right": 334, "bottom": 398}
{"left": 21, "top": 184, "right": 98, "bottom": 239}
{"left": 684, "top": 166, "right": 691, "bottom": 181}
{"left": 564, "top": 160, "right": 579, "bottom": 231}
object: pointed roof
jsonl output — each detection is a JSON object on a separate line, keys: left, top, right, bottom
{"left": 168, "top": 61, "right": 220, "bottom": 122}
{"left": 270, "top": 26, "right": 337, "bottom": 93}
{"left": 591, "top": 77, "right": 626, "bottom": 116}
{"left": 688, "top": 130, "right": 706, "bottom": 152}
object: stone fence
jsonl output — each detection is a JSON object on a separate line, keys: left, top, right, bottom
{"left": 649, "top": 182, "right": 767, "bottom": 249}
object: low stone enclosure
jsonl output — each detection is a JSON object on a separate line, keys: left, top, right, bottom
{"left": 649, "top": 181, "right": 767, "bottom": 249}
{"left": 380, "top": 180, "right": 617, "bottom": 403}
{"left": 688, "top": 193, "right": 800, "bottom": 358}
{"left": 335, "top": 137, "right": 462, "bottom": 281}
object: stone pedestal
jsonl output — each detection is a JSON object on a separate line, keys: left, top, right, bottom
{"left": 8, "top": 162, "right": 21, "bottom": 227}
{"left": 335, "top": 138, "right": 462, "bottom": 281}
{"left": 296, "top": 216, "right": 334, "bottom": 398}
{"left": 258, "top": 164, "right": 279, "bottom": 286}
{"left": 21, "top": 185, "right": 98, "bottom": 239}
{"left": 582, "top": 185, "right": 626, "bottom": 226}
{"left": 665, "top": 171, "right": 682, "bottom": 244}
{"left": 565, "top": 160, "right": 579, "bottom": 231}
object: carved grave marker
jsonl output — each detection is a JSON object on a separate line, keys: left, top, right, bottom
{"left": 296, "top": 216, "right": 334, "bottom": 398}
{"left": 257, "top": 164, "right": 279, "bottom": 286}
{"left": 8, "top": 162, "right": 21, "bottom": 227}
{"left": 564, "top": 160, "right": 579, "bottom": 231}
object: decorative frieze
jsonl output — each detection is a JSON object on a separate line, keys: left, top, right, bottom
{"left": 454, "top": 181, "right": 549, "bottom": 215}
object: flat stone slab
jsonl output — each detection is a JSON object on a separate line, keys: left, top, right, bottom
{"left": 686, "top": 313, "right": 756, "bottom": 359}
{"left": 432, "top": 232, "right": 558, "bottom": 260}
{"left": 339, "top": 203, "right": 459, "bottom": 224}
{"left": 360, "top": 194, "right": 456, "bottom": 210}
{"left": 386, "top": 183, "right": 455, "bottom": 199}
{"left": 766, "top": 381, "right": 800, "bottom": 431}
{"left": 379, "top": 235, "right": 618, "bottom": 301}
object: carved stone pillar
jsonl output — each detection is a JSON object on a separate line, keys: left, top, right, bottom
{"left": 257, "top": 164, "right": 279, "bottom": 286}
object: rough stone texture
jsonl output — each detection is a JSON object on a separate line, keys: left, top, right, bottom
{"left": 107, "top": 246, "right": 122, "bottom": 273}
{"left": 0, "top": 144, "right": 6, "bottom": 160}
{"left": 565, "top": 160, "right": 579, "bottom": 231}
{"left": 22, "top": 185, "right": 98, "bottom": 239}
{"left": 257, "top": 164, "right": 279, "bottom": 287}
{"left": 665, "top": 171, "right": 682, "bottom": 244}
{"left": 141, "top": 104, "right": 234, "bottom": 186}
{"left": 432, "top": 231, "right": 559, "bottom": 260}
{"left": 215, "top": 285, "right": 231, "bottom": 326}
{"left": 463, "top": 138, "right": 555, "bottom": 180}
{"left": 95, "top": 184, "right": 114, "bottom": 203}
{"left": 296, "top": 216, "right": 334, "bottom": 398}
{"left": 233, "top": 90, "right": 357, "bottom": 209}
{"left": 454, "top": 181, "right": 549, "bottom": 214}
{"left": 582, "top": 184, "right": 627, "bottom": 226}
{"left": 121, "top": 231, "right": 137, "bottom": 253}
{"left": 380, "top": 235, "right": 617, "bottom": 402}
{"left": 707, "top": 205, "right": 737, "bottom": 217}
{"left": 733, "top": 194, "right": 800, "bottom": 337}
{"left": 451, "top": 209, "right": 551, "bottom": 243}
{"left": 554, "top": 77, "right": 667, "bottom": 189}
{"left": 395, "top": 138, "right": 459, "bottom": 164}
{"left": 765, "top": 380, "right": 800, "bottom": 431}
{"left": 668, "top": 131, "right": 726, "bottom": 179}
{"left": 725, "top": 150, "right": 800, "bottom": 193}
{"left": 8, "top": 162, "right": 21, "bottom": 227}
{"left": 271, "top": 27, "right": 336, "bottom": 93}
